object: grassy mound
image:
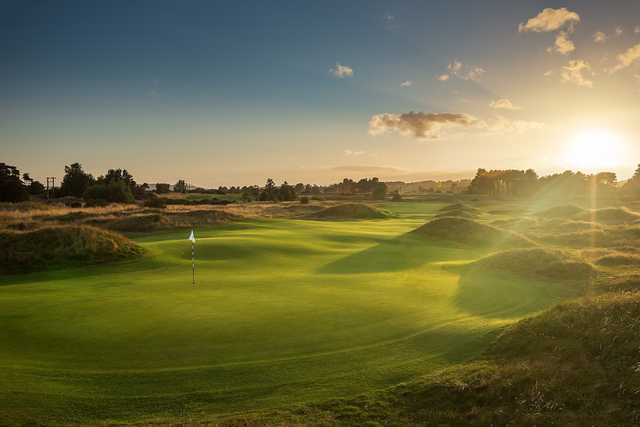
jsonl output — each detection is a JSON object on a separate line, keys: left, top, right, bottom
{"left": 412, "top": 217, "right": 533, "bottom": 247}
{"left": 594, "top": 253, "right": 640, "bottom": 267}
{"left": 87, "top": 213, "right": 170, "bottom": 232}
{"left": 579, "top": 207, "right": 640, "bottom": 224}
{"left": 438, "top": 203, "right": 480, "bottom": 213}
{"left": 490, "top": 217, "right": 538, "bottom": 230}
{"left": 536, "top": 218, "right": 601, "bottom": 232}
{"left": 167, "top": 209, "right": 239, "bottom": 226}
{"left": 534, "top": 204, "right": 585, "bottom": 218}
{"left": 463, "top": 248, "right": 594, "bottom": 281}
{"left": 0, "top": 225, "right": 143, "bottom": 273}
{"left": 86, "top": 210, "right": 238, "bottom": 232}
{"left": 305, "top": 203, "right": 389, "bottom": 220}
{"left": 541, "top": 226, "right": 640, "bottom": 248}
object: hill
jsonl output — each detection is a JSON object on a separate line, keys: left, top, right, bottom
{"left": 0, "top": 225, "right": 143, "bottom": 273}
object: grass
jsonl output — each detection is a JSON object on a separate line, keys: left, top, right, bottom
{"left": 0, "top": 201, "right": 586, "bottom": 425}
{"left": 0, "top": 225, "right": 143, "bottom": 273}
{"left": 305, "top": 203, "right": 389, "bottom": 220}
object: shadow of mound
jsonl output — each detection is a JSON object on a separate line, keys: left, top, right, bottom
{"left": 176, "top": 238, "right": 324, "bottom": 262}
{"left": 317, "top": 233, "right": 482, "bottom": 275}
{"left": 305, "top": 203, "right": 389, "bottom": 221}
{"left": 454, "top": 249, "right": 592, "bottom": 319}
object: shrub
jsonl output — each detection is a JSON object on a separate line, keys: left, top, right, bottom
{"left": 299, "top": 196, "right": 310, "bottom": 204}
{"left": 84, "top": 181, "right": 134, "bottom": 204}
{"left": 143, "top": 194, "right": 167, "bottom": 208}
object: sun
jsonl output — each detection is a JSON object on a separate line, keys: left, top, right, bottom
{"left": 563, "top": 128, "right": 626, "bottom": 171}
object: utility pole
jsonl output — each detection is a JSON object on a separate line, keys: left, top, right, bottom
{"left": 46, "top": 177, "right": 56, "bottom": 200}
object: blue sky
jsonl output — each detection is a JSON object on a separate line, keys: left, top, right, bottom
{"left": 2, "top": 1, "right": 640, "bottom": 185}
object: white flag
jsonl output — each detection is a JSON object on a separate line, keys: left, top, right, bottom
{"left": 188, "top": 229, "right": 196, "bottom": 243}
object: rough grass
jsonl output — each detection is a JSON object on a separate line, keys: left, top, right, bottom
{"left": 0, "top": 225, "right": 143, "bottom": 273}
{"left": 534, "top": 204, "right": 585, "bottom": 218}
{"left": 578, "top": 206, "right": 640, "bottom": 224}
{"left": 412, "top": 217, "right": 533, "bottom": 247}
{"left": 594, "top": 252, "right": 640, "bottom": 267}
{"left": 305, "top": 203, "right": 389, "bottom": 220}
{"left": 539, "top": 226, "right": 640, "bottom": 248}
{"left": 461, "top": 248, "right": 595, "bottom": 282}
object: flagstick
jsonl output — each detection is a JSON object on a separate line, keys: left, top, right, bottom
{"left": 192, "top": 236, "right": 195, "bottom": 286}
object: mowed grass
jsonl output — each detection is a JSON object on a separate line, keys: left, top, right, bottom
{"left": 0, "top": 202, "right": 580, "bottom": 425}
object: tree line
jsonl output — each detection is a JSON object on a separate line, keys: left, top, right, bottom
{"left": 0, "top": 161, "right": 389, "bottom": 204}
{"left": 468, "top": 167, "right": 638, "bottom": 198}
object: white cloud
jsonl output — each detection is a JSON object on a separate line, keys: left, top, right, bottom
{"left": 489, "top": 98, "right": 522, "bottom": 110}
{"left": 368, "top": 111, "right": 542, "bottom": 140}
{"left": 479, "top": 115, "right": 544, "bottom": 134}
{"left": 550, "top": 31, "right": 575, "bottom": 54}
{"left": 344, "top": 149, "right": 365, "bottom": 157}
{"left": 593, "top": 31, "right": 607, "bottom": 43}
{"left": 561, "top": 60, "right": 593, "bottom": 87}
{"left": 465, "top": 66, "right": 486, "bottom": 81}
{"left": 368, "top": 112, "right": 477, "bottom": 139}
{"left": 610, "top": 43, "right": 640, "bottom": 73}
{"left": 448, "top": 60, "right": 462, "bottom": 73}
{"left": 519, "top": 7, "right": 580, "bottom": 33}
{"left": 444, "top": 60, "right": 485, "bottom": 81}
{"left": 616, "top": 26, "right": 624, "bottom": 36}
{"left": 544, "top": 70, "right": 553, "bottom": 77}
{"left": 635, "top": 26, "right": 640, "bottom": 34}
{"left": 400, "top": 80, "right": 413, "bottom": 87}
{"left": 329, "top": 63, "right": 354, "bottom": 78}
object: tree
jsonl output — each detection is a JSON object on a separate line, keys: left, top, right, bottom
{"left": 61, "top": 163, "right": 94, "bottom": 197}
{"left": 0, "top": 163, "right": 29, "bottom": 202}
{"left": 155, "top": 183, "right": 170, "bottom": 194}
{"left": 372, "top": 182, "right": 387, "bottom": 200}
{"left": 278, "top": 181, "right": 297, "bottom": 201}
{"left": 84, "top": 180, "right": 134, "bottom": 203}
{"left": 259, "top": 178, "right": 277, "bottom": 201}
{"left": 28, "top": 180, "right": 45, "bottom": 195}
{"left": 174, "top": 180, "right": 187, "bottom": 193}
{"left": 622, "top": 164, "right": 640, "bottom": 197}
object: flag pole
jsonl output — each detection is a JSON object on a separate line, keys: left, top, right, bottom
{"left": 190, "top": 228, "right": 196, "bottom": 286}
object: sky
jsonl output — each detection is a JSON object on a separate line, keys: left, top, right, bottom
{"left": 2, "top": 0, "right": 640, "bottom": 186}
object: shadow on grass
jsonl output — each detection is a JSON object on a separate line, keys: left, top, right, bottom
{"left": 454, "top": 270, "right": 584, "bottom": 320}
{"left": 317, "top": 233, "right": 480, "bottom": 275}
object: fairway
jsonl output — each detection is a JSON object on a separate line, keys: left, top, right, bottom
{"left": 0, "top": 203, "right": 578, "bottom": 424}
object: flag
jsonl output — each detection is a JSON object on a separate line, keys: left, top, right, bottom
{"left": 188, "top": 229, "right": 196, "bottom": 243}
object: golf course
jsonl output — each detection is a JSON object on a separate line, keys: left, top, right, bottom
{"left": 0, "top": 201, "right": 589, "bottom": 425}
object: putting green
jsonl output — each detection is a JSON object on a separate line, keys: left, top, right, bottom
{"left": 0, "top": 203, "right": 576, "bottom": 424}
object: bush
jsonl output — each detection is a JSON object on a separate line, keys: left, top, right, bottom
{"left": 84, "top": 181, "right": 134, "bottom": 204}
{"left": 299, "top": 196, "right": 310, "bottom": 204}
{"left": 143, "top": 194, "right": 167, "bottom": 208}
{"left": 391, "top": 191, "right": 402, "bottom": 201}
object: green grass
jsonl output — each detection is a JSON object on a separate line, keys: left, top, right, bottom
{"left": 0, "top": 202, "right": 587, "bottom": 425}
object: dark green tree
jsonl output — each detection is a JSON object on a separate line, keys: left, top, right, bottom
{"left": 61, "top": 163, "right": 94, "bottom": 197}
{"left": 0, "top": 163, "right": 29, "bottom": 202}
{"left": 174, "top": 180, "right": 188, "bottom": 193}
